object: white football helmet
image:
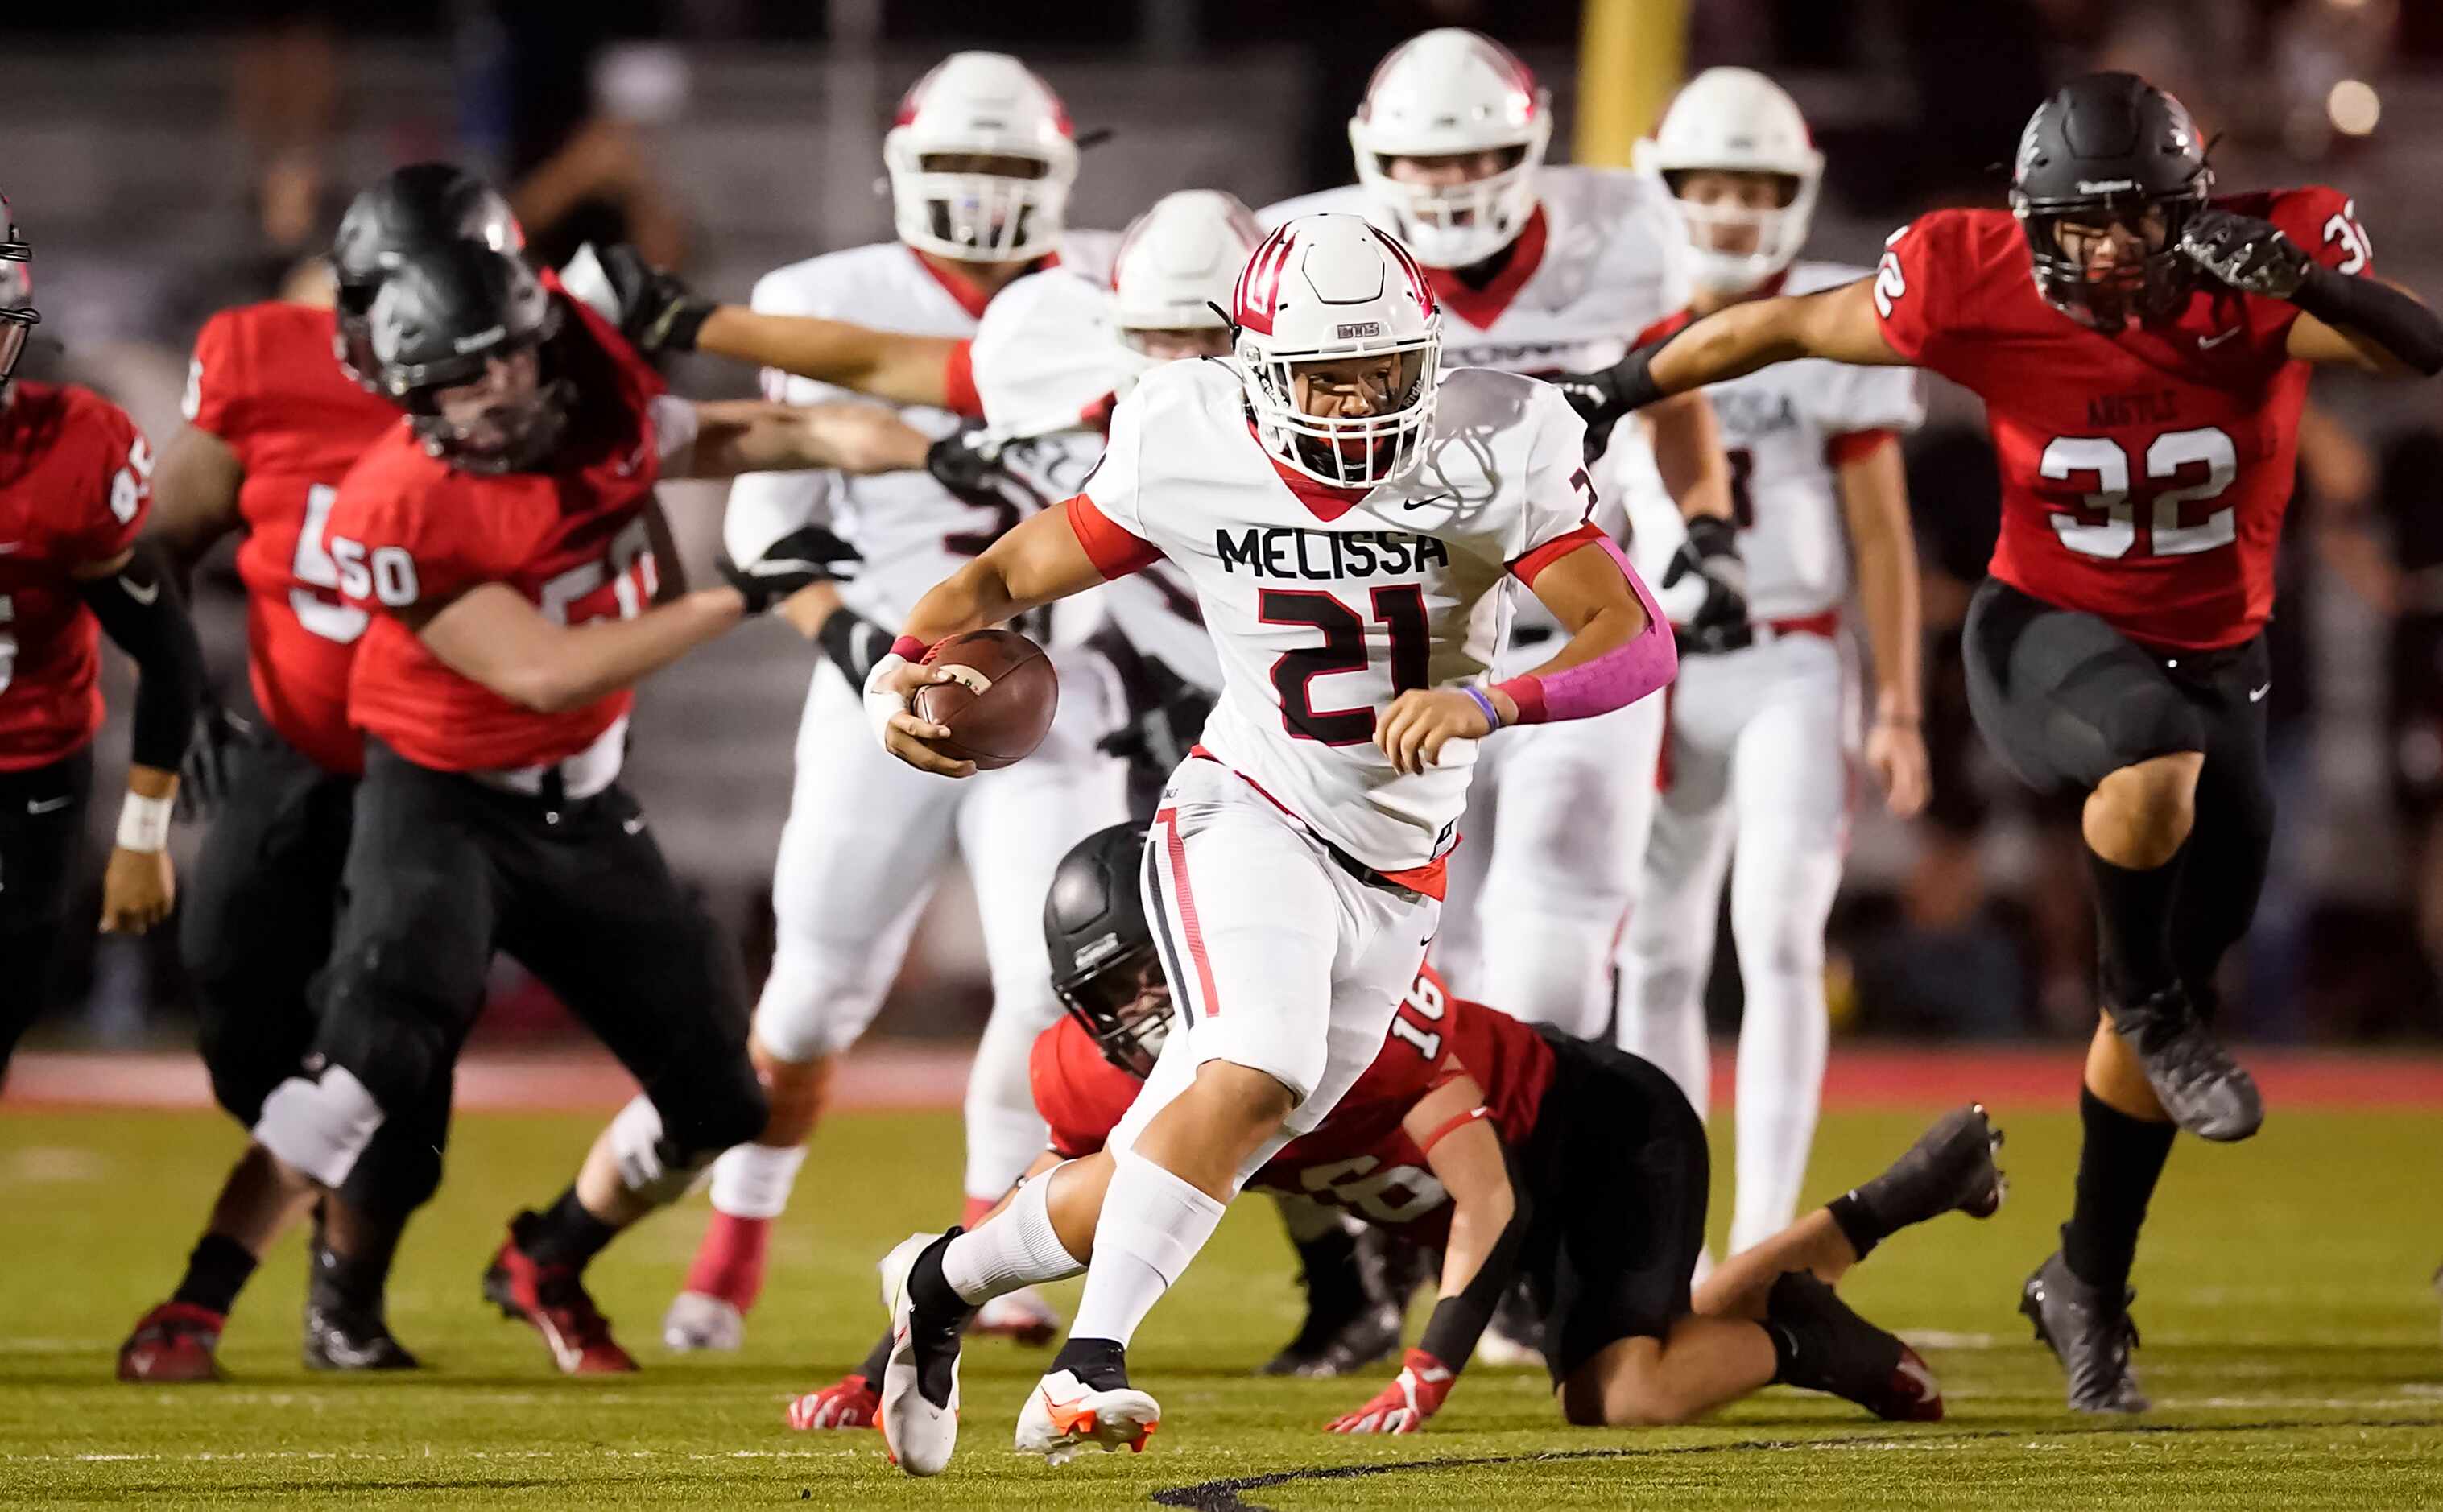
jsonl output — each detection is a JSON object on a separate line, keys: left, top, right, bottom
{"left": 1637, "top": 67, "right": 1825, "bottom": 295}
{"left": 883, "top": 52, "right": 1077, "bottom": 264}
{"left": 1348, "top": 29, "right": 1552, "bottom": 270}
{"left": 1112, "top": 190, "right": 1262, "bottom": 350}
{"left": 1232, "top": 213, "right": 1442, "bottom": 490}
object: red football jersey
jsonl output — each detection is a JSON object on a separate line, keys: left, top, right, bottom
{"left": 184, "top": 301, "right": 403, "bottom": 775}
{"left": 327, "top": 292, "right": 673, "bottom": 772}
{"left": 1875, "top": 187, "right": 2373, "bottom": 651}
{"left": 0, "top": 382, "right": 151, "bottom": 770}
{"left": 1027, "top": 963, "right": 1559, "bottom": 1241}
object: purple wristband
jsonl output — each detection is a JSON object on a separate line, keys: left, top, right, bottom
{"left": 1462, "top": 684, "right": 1504, "bottom": 732}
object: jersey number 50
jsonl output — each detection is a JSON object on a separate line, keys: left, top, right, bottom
{"left": 2040, "top": 425, "right": 2238, "bottom": 560}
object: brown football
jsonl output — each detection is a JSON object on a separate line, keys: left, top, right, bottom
{"left": 909, "top": 628, "right": 1060, "bottom": 770}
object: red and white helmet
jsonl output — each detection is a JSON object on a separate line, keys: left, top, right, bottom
{"left": 1232, "top": 213, "right": 1442, "bottom": 490}
{"left": 0, "top": 191, "right": 36, "bottom": 395}
{"left": 1112, "top": 190, "right": 1262, "bottom": 345}
{"left": 1348, "top": 29, "right": 1552, "bottom": 269}
{"left": 883, "top": 52, "right": 1077, "bottom": 264}
{"left": 1636, "top": 68, "right": 1825, "bottom": 295}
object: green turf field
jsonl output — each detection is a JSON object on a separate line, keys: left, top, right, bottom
{"left": 3, "top": 1104, "right": 2438, "bottom": 1509}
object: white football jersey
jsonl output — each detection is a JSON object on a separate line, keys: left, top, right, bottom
{"left": 1264, "top": 165, "right": 1692, "bottom": 667}
{"left": 967, "top": 267, "right": 1222, "bottom": 693}
{"left": 1624, "top": 261, "right": 1924, "bottom": 622}
{"left": 1079, "top": 360, "right": 1597, "bottom": 874}
{"left": 722, "top": 237, "right": 1114, "bottom": 632}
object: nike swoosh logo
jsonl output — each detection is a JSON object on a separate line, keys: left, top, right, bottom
{"left": 2248, "top": 682, "right": 2271, "bottom": 703}
{"left": 27, "top": 795, "right": 73, "bottom": 815}
{"left": 1401, "top": 494, "right": 1456, "bottom": 511}
{"left": 2198, "top": 327, "right": 2243, "bottom": 350}
{"left": 120, "top": 576, "right": 160, "bottom": 606}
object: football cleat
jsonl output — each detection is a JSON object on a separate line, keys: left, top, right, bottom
{"left": 661, "top": 1290, "right": 744, "bottom": 1353}
{"left": 1850, "top": 1104, "right": 2008, "bottom": 1233}
{"left": 971, "top": 1286, "right": 1060, "bottom": 1347}
{"left": 115, "top": 1302, "right": 225, "bottom": 1383}
{"left": 1763, "top": 1272, "right": 1943, "bottom": 1422}
{"left": 2021, "top": 1250, "right": 2148, "bottom": 1414}
{"left": 302, "top": 1301, "right": 420, "bottom": 1371}
{"left": 1014, "top": 1366, "right": 1162, "bottom": 1466}
{"left": 787, "top": 1373, "right": 880, "bottom": 1431}
{"left": 876, "top": 1232, "right": 964, "bottom": 1477}
{"left": 1261, "top": 1299, "right": 1404, "bottom": 1378}
{"left": 2106, "top": 986, "right": 2263, "bottom": 1142}
{"left": 481, "top": 1213, "right": 638, "bottom": 1375}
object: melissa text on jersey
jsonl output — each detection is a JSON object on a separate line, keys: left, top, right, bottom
{"left": 1214, "top": 526, "right": 1453, "bottom": 580}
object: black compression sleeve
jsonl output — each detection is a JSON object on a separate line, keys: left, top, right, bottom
{"left": 1414, "top": 1145, "right": 1534, "bottom": 1368}
{"left": 76, "top": 539, "right": 205, "bottom": 772}
{"left": 2294, "top": 266, "right": 2443, "bottom": 376}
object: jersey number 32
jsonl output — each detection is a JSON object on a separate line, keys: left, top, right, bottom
{"left": 2040, "top": 426, "right": 2238, "bottom": 560}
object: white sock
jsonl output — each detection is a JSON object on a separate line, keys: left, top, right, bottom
{"left": 940, "top": 1167, "right": 1083, "bottom": 1304}
{"left": 708, "top": 1142, "right": 808, "bottom": 1220}
{"left": 1725, "top": 952, "right": 1829, "bottom": 1254}
{"left": 1066, "top": 1150, "right": 1226, "bottom": 1346}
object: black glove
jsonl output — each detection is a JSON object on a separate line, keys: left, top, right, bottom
{"left": 719, "top": 523, "right": 862, "bottom": 614}
{"left": 814, "top": 603, "right": 896, "bottom": 688}
{"left": 1087, "top": 626, "right": 1213, "bottom": 787}
{"left": 1552, "top": 341, "right": 1666, "bottom": 464}
{"left": 2178, "top": 209, "right": 2313, "bottom": 301}
{"left": 925, "top": 424, "right": 1011, "bottom": 496}
{"left": 1663, "top": 514, "right": 1752, "bottom": 654}
{"left": 175, "top": 703, "right": 256, "bottom": 821}
{"left": 599, "top": 243, "right": 717, "bottom": 354}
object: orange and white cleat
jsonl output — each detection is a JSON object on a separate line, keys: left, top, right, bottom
{"left": 1014, "top": 1367, "right": 1162, "bottom": 1466}
{"left": 116, "top": 1302, "right": 225, "bottom": 1383}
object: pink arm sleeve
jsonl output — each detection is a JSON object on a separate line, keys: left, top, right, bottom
{"left": 1494, "top": 537, "right": 1676, "bottom": 725}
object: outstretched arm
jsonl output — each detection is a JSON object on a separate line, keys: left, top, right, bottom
{"left": 672, "top": 399, "right": 931, "bottom": 481}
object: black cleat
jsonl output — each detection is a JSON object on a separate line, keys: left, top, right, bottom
{"left": 1853, "top": 1103, "right": 2007, "bottom": 1231}
{"left": 1259, "top": 1299, "right": 1402, "bottom": 1378}
{"left": 1764, "top": 1272, "right": 1942, "bottom": 1421}
{"left": 302, "top": 1300, "right": 421, "bottom": 1371}
{"left": 2021, "top": 1250, "right": 2147, "bottom": 1413}
{"left": 2107, "top": 986, "right": 2262, "bottom": 1142}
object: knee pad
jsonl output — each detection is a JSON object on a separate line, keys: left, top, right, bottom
{"left": 751, "top": 949, "right": 895, "bottom": 1063}
{"left": 310, "top": 939, "right": 471, "bottom": 1114}
{"left": 606, "top": 1094, "right": 714, "bottom": 1207}
{"left": 254, "top": 1064, "right": 386, "bottom": 1188}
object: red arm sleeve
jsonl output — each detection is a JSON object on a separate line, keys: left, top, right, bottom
{"left": 941, "top": 340, "right": 983, "bottom": 419}
{"left": 1506, "top": 520, "right": 1604, "bottom": 588}
{"left": 1064, "top": 493, "right": 1162, "bottom": 579}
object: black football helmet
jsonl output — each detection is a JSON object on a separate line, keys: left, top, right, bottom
{"left": 366, "top": 239, "right": 568, "bottom": 473}
{"left": 2009, "top": 72, "right": 2212, "bottom": 330}
{"left": 330, "top": 163, "right": 522, "bottom": 387}
{"left": 1044, "top": 823, "right": 1169, "bottom": 1078}
{"left": 0, "top": 192, "right": 37, "bottom": 397}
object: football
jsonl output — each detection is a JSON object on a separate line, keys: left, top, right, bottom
{"left": 910, "top": 628, "right": 1060, "bottom": 770}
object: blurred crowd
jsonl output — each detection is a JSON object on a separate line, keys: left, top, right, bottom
{"left": 10, "top": 0, "right": 2443, "bottom": 1045}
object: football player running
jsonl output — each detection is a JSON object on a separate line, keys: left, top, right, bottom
{"left": 1261, "top": 27, "right": 1738, "bottom": 1043}
{"left": 793, "top": 824, "right": 2002, "bottom": 1441}
{"left": 0, "top": 190, "right": 205, "bottom": 1080}
{"left": 619, "top": 52, "right": 1130, "bottom": 1357}
{"left": 862, "top": 213, "right": 1677, "bottom": 1473}
{"left": 1613, "top": 69, "right": 1929, "bottom": 1260}
{"left": 1560, "top": 72, "right": 2443, "bottom": 1412}
{"left": 244, "top": 233, "right": 926, "bottom": 1375}
{"left": 118, "top": 166, "right": 531, "bottom": 1384}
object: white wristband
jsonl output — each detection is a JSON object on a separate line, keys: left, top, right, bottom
{"left": 862, "top": 653, "right": 911, "bottom": 750}
{"left": 116, "top": 791, "right": 174, "bottom": 853}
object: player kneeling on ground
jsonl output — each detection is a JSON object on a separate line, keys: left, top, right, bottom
{"left": 839, "top": 823, "right": 2001, "bottom": 1456}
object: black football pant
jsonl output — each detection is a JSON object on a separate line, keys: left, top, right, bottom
{"left": 179, "top": 728, "right": 445, "bottom": 1224}
{"left": 0, "top": 749, "right": 92, "bottom": 1080}
{"left": 300, "top": 743, "right": 765, "bottom": 1190}
{"left": 1961, "top": 577, "right": 2275, "bottom": 1014}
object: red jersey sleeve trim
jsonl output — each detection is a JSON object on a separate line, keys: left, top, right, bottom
{"left": 1635, "top": 308, "right": 1694, "bottom": 349}
{"left": 941, "top": 340, "right": 982, "bottom": 418}
{"left": 1064, "top": 493, "right": 1161, "bottom": 579}
{"left": 1506, "top": 521, "right": 1604, "bottom": 589}
{"left": 1825, "top": 428, "right": 1898, "bottom": 466}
